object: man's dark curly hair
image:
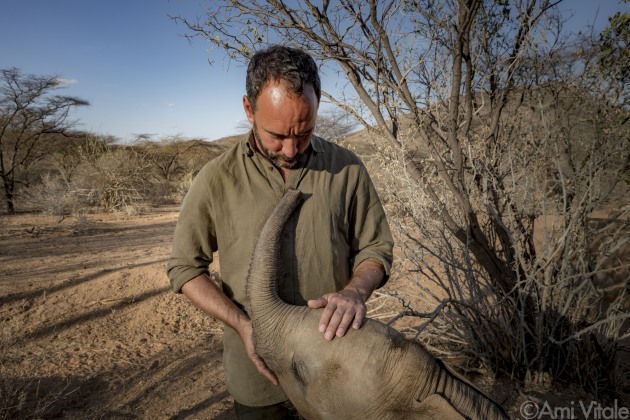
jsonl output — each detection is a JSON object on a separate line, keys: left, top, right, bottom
{"left": 246, "top": 45, "right": 321, "bottom": 111}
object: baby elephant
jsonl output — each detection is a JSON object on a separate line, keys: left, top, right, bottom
{"left": 246, "top": 189, "right": 508, "bottom": 419}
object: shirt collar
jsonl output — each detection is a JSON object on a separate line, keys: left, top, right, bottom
{"left": 242, "top": 132, "right": 255, "bottom": 157}
{"left": 310, "top": 135, "right": 324, "bottom": 153}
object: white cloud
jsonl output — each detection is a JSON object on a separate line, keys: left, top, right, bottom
{"left": 55, "top": 78, "right": 79, "bottom": 86}
{"left": 163, "top": 102, "right": 176, "bottom": 108}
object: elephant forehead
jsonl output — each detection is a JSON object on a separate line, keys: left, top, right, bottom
{"left": 285, "top": 321, "right": 406, "bottom": 385}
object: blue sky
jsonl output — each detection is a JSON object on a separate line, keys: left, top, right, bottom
{"left": 1, "top": 0, "right": 628, "bottom": 143}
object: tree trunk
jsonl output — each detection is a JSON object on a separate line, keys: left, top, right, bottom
{"left": 2, "top": 178, "right": 15, "bottom": 214}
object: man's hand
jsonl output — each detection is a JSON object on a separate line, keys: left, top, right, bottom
{"left": 238, "top": 319, "right": 279, "bottom": 385}
{"left": 307, "top": 260, "right": 385, "bottom": 340}
{"left": 307, "top": 287, "right": 367, "bottom": 340}
{"left": 181, "top": 274, "right": 279, "bottom": 384}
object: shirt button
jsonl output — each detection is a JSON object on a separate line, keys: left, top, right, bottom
{"left": 268, "top": 166, "right": 273, "bottom": 171}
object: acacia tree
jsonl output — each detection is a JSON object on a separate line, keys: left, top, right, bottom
{"left": 175, "top": 0, "right": 630, "bottom": 395}
{"left": 134, "top": 134, "right": 221, "bottom": 183}
{"left": 315, "top": 107, "right": 357, "bottom": 142}
{"left": 0, "top": 68, "right": 89, "bottom": 213}
{"left": 597, "top": 9, "right": 628, "bottom": 108}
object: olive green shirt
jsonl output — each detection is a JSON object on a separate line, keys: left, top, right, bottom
{"left": 167, "top": 134, "right": 393, "bottom": 406}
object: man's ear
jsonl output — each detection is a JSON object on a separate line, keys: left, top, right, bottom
{"left": 243, "top": 95, "right": 255, "bottom": 124}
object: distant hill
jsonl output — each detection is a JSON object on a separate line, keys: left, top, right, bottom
{"left": 210, "top": 133, "right": 248, "bottom": 150}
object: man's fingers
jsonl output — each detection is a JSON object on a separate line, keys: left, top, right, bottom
{"left": 334, "top": 309, "right": 357, "bottom": 338}
{"left": 324, "top": 308, "right": 346, "bottom": 340}
{"left": 240, "top": 320, "right": 279, "bottom": 385}
{"left": 352, "top": 304, "right": 367, "bottom": 330}
{"left": 324, "top": 304, "right": 360, "bottom": 340}
{"left": 318, "top": 300, "right": 337, "bottom": 334}
{"left": 307, "top": 297, "right": 328, "bottom": 309}
{"left": 249, "top": 352, "right": 279, "bottom": 385}
{"left": 314, "top": 291, "right": 367, "bottom": 340}
{"left": 259, "top": 364, "right": 279, "bottom": 385}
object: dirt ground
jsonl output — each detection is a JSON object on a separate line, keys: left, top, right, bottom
{"left": 0, "top": 207, "right": 235, "bottom": 419}
{"left": 0, "top": 205, "right": 627, "bottom": 419}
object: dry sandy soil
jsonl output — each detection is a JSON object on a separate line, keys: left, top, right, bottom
{"left": 0, "top": 205, "right": 627, "bottom": 419}
{"left": 0, "top": 208, "right": 235, "bottom": 419}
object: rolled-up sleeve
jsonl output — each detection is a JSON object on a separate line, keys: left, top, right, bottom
{"left": 350, "top": 164, "right": 394, "bottom": 286}
{"left": 167, "top": 165, "right": 217, "bottom": 292}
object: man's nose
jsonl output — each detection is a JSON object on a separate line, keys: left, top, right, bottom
{"left": 282, "top": 138, "right": 299, "bottom": 158}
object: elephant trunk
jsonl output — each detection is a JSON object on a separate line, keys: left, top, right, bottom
{"left": 245, "top": 189, "right": 303, "bottom": 330}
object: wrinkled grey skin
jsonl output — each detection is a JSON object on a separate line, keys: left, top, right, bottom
{"left": 246, "top": 189, "right": 508, "bottom": 420}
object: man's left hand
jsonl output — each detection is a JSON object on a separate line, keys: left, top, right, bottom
{"left": 307, "top": 260, "right": 385, "bottom": 340}
{"left": 307, "top": 288, "right": 367, "bottom": 340}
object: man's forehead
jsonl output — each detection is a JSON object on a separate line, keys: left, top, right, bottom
{"left": 260, "top": 79, "right": 316, "bottom": 99}
{"left": 266, "top": 83, "right": 289, "bottom": 106}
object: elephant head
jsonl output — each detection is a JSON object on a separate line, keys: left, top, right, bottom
{"left": 245, "top": 188, "right": 508, "bottom": 419}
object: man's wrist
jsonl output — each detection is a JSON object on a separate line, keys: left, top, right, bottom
{"left": 347, "top": 260, "right": 385, "bottom": 302}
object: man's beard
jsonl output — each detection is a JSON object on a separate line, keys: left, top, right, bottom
{"left": 252, "top": 123, "right": 301, "bottom": 169}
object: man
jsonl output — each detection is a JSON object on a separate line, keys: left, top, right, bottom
{"left": 167, "top": 45, "right": 393, "bottom": 419}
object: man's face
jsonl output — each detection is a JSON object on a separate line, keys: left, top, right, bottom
{"left": 243, "top": 80, "right": 318, "bottom": 169}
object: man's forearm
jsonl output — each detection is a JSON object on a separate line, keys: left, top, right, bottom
{"left": 181, "top": 274, "right": 249, "bottom": 333}
{"left": 344, "top": 259, "right": 385, "bottom": 303}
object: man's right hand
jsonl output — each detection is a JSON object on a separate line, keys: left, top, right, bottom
{"left": 238, "top": 319, "right": 279, "bottom": 385}
{"left": 181, "top": 275, "right": 279, "bottom": 385}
